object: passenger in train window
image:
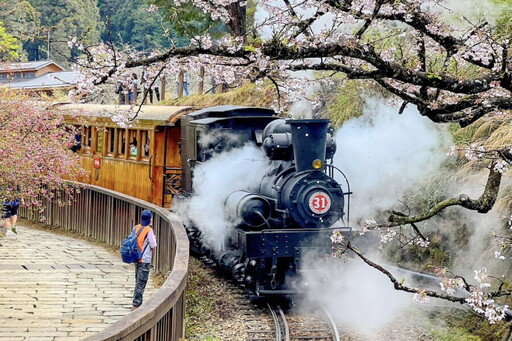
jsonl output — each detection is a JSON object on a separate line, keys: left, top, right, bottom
{"left": 71, "top": 133, "right": 82, "bottom": 152}
{"left": 143, "top": 143, "right": 149, "bottom": 156}
{"left": 130, "top": 142, "right": 138, "bottom": 156}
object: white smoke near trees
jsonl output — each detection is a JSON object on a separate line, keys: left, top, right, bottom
{"left": 295, "top": 255, "right": 418, "bottom": 334}
{"left": 333, "top": 98, "right": 452, "bottom": 226}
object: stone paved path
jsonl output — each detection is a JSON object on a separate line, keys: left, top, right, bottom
{"left": 0, "top": 221, "right": 158, "bottom": 341}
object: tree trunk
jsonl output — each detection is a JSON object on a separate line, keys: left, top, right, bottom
{"left": 160, "top": 77, "right": 166, "bottom": 101}
{"left": 198, "top": 66, "right": 204, "bottom": 94}
{"left": 228, "top": 1, "right": 246, "bottom": 38}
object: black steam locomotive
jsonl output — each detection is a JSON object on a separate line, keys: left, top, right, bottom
{"left": 179, "top": 106, "right": 354, "bottom": 296}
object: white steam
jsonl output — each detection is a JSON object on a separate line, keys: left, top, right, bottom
{"left": 334, "top": 98, "right": 452, "bottom": 226}
{"left": 173, "top": 143, "right": 270, "bottom": 252}
{"left": 296, "top": 256, "right": 414, "bottom": 333}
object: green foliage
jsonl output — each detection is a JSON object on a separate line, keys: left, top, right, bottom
{"left": 185, "top": 271, "right": 215, "bottom": 335}
{"left": 0, "top": 1, "right": 39, "bottom": 60}
{"left": 160, "top": 82, "right": 279, "bottom": 109}
{"left": 384, "top": 231, "right": 455, "bottom": 270}
{"left": 150, "top": 0, "right": 227, "bottom": 39}
{"left": 325, "top": 80, "right": 365, "bottom": 126}
{"left": 22, "top": 0, "right": 101, "bottom": 64}
{"left": 0, "top": 21, "right": 19, "bottom": 61}
{"left": 432, "top": 327, "right": 482, "bottom": 341}
{"left": 492, "top": 0, "right": 512, "bottom": 38}
{"left": 98, "top": 0, "right": 187, "bottom": 50}
{"left": 451, "top": 123, "right": 479, "bottom": 145}
{"left": 431, "top": 310, "right": 508, "bottom": 341}
{"left": 325, "top": 78, "right": 390, "bottom": 127}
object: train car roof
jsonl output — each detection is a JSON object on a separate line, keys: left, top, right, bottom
{"left": 191, "top": 116, "right": 278, "bottom": 126}
{"left": 186, "top": 105, "right": 276, "bottom": 120}
{"left": 57, "top": 103, "right": 195, "bottom": 126}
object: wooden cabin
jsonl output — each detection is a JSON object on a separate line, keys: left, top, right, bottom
{"left": 58, "top": 104, "right": 194, "bottom": 207}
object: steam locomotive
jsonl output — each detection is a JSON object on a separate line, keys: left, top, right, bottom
{"left": 179, "top": 107, "right": 354, "bottom": 296}
{"left": 61, "top": 104, "right": 355, "bottom": 296}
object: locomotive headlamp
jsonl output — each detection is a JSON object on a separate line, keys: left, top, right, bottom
{"left": 312, "top": 159, "right": 323, "bottom": 169}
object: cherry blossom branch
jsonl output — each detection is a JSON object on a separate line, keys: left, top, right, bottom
{"left": 355, "top": 0, "right": 384, "bottom": 39}
{"left": 343, "top": 240, "right": 466, "bottom": 303}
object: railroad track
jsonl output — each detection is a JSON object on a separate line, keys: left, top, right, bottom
{"left": 245, "top": 300, "right": 341, "bottom": 341}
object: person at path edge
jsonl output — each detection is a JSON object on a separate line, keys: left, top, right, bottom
{"left": 132, "top": 210, "right": 157, "bottom": 310}
{"left": 3, "top": 197, "right": 21, "bottom": 234}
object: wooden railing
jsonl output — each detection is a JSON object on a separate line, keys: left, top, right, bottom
{"left": 20, "top": 184, "right": 189, "bottom": 341}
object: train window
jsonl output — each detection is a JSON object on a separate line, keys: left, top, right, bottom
{"left": 69, "top": 125, "right": 81, "bottom": 153}
{"left": 141, "top": 130, "right": 150, "bottom": 158}
{"left": 127, "top": 129, "right": 138, "bottom": 159}
{"left": 118, "top": 129, "right": 126, "bottom": 156}
{"left": 81, "top": 126, "right": 93, "bottom": 154}
{"left": 96, "top": 128, "right": 104, "bottom": 154}
{"left": 106, "top": 128, "right": 115, "bottom": 156}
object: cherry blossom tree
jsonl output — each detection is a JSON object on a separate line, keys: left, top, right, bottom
{"left": 68, "top": 0, "right": 512, "bottom": 326}
{"left": 0, "top": 88, "right": 85, "bottom": 210}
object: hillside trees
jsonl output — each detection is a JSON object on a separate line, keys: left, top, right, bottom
{"left": 22, "top": 0, "right": 101, "bottom": 64}
{"left": 68, "top": 0, "right": 512, "bottom": 327}
{"left": 0, "top": 22, "right": 20, "bottom": 61}
{"left": 0, "top": 1, "right": 39, "bottom": 60}
{"left": 98, "top": 0, "right": 187, "bottom": 51}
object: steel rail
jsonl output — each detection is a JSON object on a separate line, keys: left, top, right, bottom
{"left": 321, "top": 305, "right": 340, "bottom": 341}
{"left": 268, "top": 303, "right": 290, "bottom": 341}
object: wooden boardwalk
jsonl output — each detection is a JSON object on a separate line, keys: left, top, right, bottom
{"left": 0, "top": 221, "right": 158, "bottom": 341}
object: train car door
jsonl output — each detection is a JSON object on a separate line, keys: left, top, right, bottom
{"left": 152, "top": 125, "right": 183, "bottom": 208}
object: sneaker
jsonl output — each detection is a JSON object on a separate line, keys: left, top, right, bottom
{"left": 11, "top": 226, "right": 17, "bottom": 234}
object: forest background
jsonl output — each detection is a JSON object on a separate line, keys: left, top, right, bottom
{"left": 0, "top": 0, "right": 194, "bottom": 66}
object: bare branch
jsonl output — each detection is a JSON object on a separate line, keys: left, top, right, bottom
{"left": 384, "top": 163, "right": 502, "bottom": 227}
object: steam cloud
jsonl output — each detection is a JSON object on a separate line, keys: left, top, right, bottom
{"left": 334, "top": 98, "right": 451, "bottom": 225}
{"left": 173, "top": 143, "right": 270, "bottom": 253}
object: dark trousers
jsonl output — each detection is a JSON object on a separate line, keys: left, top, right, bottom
{"left": 132, "top": 262, "right": 150, "bottom": 307}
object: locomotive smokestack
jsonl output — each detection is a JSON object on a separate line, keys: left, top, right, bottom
{"left": 288, "top": 119, "right": 329, "bottom": 172}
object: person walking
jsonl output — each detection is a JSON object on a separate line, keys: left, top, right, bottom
{"left": 2, "top": 197, "right": 21, "bottom": 234}
{"left": 131, "top": 210, "right": 157, "bottom": 310}
{"left": 129, "top": 74, "right": 140, "bottom": 105}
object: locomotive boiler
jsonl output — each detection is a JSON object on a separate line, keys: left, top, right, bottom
{"left": 180, "top": 108, "right": 353, "bottom": 296}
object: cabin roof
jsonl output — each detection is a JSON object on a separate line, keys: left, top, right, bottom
{"left": 8, "top": 71, "right": 78, "bottom": 89}
{"left": 57, "top": 103, "right": 195, "bottom": 126}
{"left": 0, "top": 60, "right": 65, "bottom": 72}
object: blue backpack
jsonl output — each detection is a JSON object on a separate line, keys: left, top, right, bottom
{"left": 120, "top": 225, "right": 148, "bottom": 263}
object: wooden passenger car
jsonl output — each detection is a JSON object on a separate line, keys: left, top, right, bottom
{"left": 58, "top": 104, "right": 194, "bottom": 207}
